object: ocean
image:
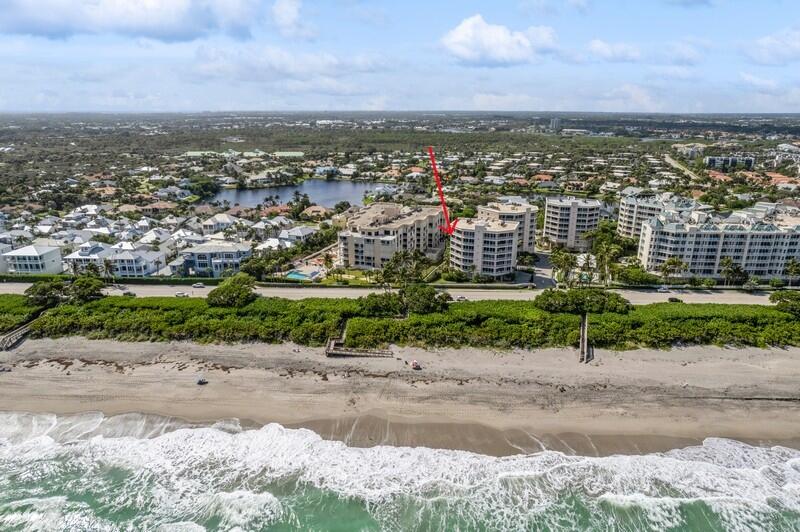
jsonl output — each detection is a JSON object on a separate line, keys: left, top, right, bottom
{"left": 0, "top": 412, "right": 798, "bottom": 531}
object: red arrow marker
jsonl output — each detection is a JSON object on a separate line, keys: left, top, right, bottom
{"left": 427, "top": 146, "right": 458, "bottom": 235}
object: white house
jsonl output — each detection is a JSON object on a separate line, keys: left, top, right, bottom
{"left": 201, "top": 213, "right": 245, "bottom": 235}
{"left": 64, "top": 242, "right": 115, "bottom": 274}
{"left": 279, "top": 226, "right": 318, "bottom": 244}
{"left": 170, "top": 241, "right": 252, "bottom": 278}
{"left": 3, "top": 245, "right": 63, "bottom": 274}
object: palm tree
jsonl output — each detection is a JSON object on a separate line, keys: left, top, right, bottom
{"left": 102, "top": 258, "right": 114, "bottom": 281}
{"left": 550, "top": 249, "right": 578, "bottom": 286}
{"left": 322, "top": 253, "right": 333, "bottom": 272}
{"left": 595, "top": 242, "right": 622, "bottom": 286}
{"left": 660, "top": 256, "right": 686, "bottom": 284}
{"left": 785, "top": 258, "right": 800, "bottom": 287}
{"left": 719, "top": 256, "right": 735, "bottom": 286}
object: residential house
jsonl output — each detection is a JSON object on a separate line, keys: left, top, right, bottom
{"left": 3, "top": 245, "right": 63, "bottom": 274}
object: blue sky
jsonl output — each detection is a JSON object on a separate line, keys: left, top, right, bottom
{"left": 0, "top": 0, "right": 798, "bottom": 113}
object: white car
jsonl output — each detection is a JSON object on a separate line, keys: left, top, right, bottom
{"left": 175, "top": 292, "right": 189, "bottom": 298}
{"left": 657, "top": 286, "right": 670, "bottom": 293}
{"left": 191, "top": 283, "right": 205, "bottom": 288}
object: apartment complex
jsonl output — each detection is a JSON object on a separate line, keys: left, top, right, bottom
{"left": 450, "top": 218, "right": 519, "bottom": 279}
{"left": 639, "top": 203, "right": 800, "bottom": 279}
{"left": 543, "top": 197, "right": 601, "bottom": 251}
{"left": 2, "top": 245, "right": 62, "bottom": 274}
{"left": 338, "top": 203, "right": 444, "bottom": 269}
{"left": 477, "top": 202, "right": 537, "bottom": 253}
{"left": 703, "top": 156, "right": 755, "bottom": 170}
{"left": 617, "top": 191, "right": 705, "bottom": 240}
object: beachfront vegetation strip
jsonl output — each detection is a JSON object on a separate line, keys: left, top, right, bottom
{"left": 0, "top": 295, "right": 41, "bottom": 333}
{"left": 19, "top": 293, "right": 800, "bottom": 349}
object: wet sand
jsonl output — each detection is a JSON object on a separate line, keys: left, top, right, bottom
{"left": 1, "top": 338, "right": 799, "bottom": 456}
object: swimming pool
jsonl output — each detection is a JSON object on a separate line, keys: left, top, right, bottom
{"left": 285, "top": 270, "right": 313, "bottom": 281}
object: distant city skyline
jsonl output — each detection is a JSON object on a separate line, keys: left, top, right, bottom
{"left": 0, "top": 0, "right": 798, "bottom": 113}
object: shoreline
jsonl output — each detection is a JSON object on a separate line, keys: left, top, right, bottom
{"left": 2, "top": 338, "right": 799, "bottom": 456}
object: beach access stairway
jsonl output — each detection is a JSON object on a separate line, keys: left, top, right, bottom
{"left": 0, "top": 323, "right": 32, "bottom": 351}
{"left": 325, "top": 333, "right": 393, "bottom": 358}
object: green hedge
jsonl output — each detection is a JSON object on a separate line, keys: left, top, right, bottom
{"left": 30, "top": 296, "right": 363, "bottom": 346}
{"left": 26, "top": 295, "right": 800, "bottom": 350}
{"left": 0, "top": 295, "right": 42, "bottom": 333}
{"left": 345, "top": 301, "right": 800, "bottom": 350}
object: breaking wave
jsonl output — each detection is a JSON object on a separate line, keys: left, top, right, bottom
{"left": 0, "top": 412, "right": 798, "bottom": 531}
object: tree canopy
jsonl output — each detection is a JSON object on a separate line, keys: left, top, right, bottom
{"left": 533, "top": 288, "right": 632, "bottom": 315}
{"left": 207, "top": 273, "right": 257, "bottom": 307}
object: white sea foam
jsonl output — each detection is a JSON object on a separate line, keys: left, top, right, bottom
{"left": 0, "top": 412, "right": 797, "bottom": 531}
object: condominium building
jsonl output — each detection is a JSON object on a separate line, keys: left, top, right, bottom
{"left": 338, "top": 203, "right": 444, "bottom": 269}
{"left": 639, "top": 203, "right": 800, "bottom": 279}
{"left": 617, "top": 192, "right": 706, "bottom": 240}
{"left": 703, "top": 156, "right": 755, "bottom": 170}
{"left": 477, "top": 202, "right": 538, "bottom": 253}
{"left": 170, "top": 242, "right": 252, "bottom": 277}
{"left": 543, "top": 197, "right": 601, "bottom": 251}
{"left": 450, "top": 218, "right": 518, "bottom": 279}
{"left": 2, "top": 245, "right": 63, "bottom": 274}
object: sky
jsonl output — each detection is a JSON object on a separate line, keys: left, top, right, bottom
{"left": 0, "top": 0, "right": 798, "bottom": 113}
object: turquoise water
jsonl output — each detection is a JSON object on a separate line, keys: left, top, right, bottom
{"left": 285, "top": 270, "right": 312, "bottom": 281}
{"left": 0, "top": 412, "right": 799, "bottom": 531}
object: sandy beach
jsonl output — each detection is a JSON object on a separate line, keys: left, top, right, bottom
{"left": 1, "top": 338, "right": 799, "bottom": 456}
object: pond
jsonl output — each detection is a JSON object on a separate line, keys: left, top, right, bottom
{"left": 211, "top": 179, "right": 378, "bottom": 208}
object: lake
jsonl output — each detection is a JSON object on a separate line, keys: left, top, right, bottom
{"left": 212, "top": 179, "right": 378, "bottom": 208}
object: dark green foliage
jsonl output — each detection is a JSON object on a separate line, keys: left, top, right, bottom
{"left": 402, "top": 284, "right": 451, "bottom": 314}
{"left": 25, "top": 292, "right": 800, "bottom": 351}
{"left": 358, "top": 292, "right": 404, "bottom": 317}
{"left": 69, "top": 275, "right": 105, "bottom": 303}
{"left": 30, "top": 296, "right": 363, "bottom": 346}
{"left": 770, "top": 291, "right": 800, "bottom": 318}
{"left": 616, "top": 266, "right": 661, "bottom": 286}
{"left": 345, "top": 300, "right": 799, "bottom": 350}
{"left": 533, "top": 289, "right": 632, "bottom": 315}
{"left": 25, "top": 279, "right": 67, "bottom": 308}
{"left": 207, "top": 273, "right": 256, "bottom": 308}
{"left": 0, "top": 295, "right": 42, "bottom": 332}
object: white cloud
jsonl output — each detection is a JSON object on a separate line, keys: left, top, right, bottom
{"left": 441, "top": 15, "right": 556, "bottom": 66}
{"left": 587, "top": 39, "right": 641, "bottom": 62}
{"left": 0, "top": 0, "right": 260, "bottom": 40}
{"left": 599, "top": 84, "right": 662, "bottom": 112}
{"left": 193, "top": 44, "right": 384, "bottom": 84}
{"left": 649, "top": 65, "right": 697, "bottom": 81}
{"left": 747, "top": 29, "right": 800, "bottom": 65}
{"left": 739, "top": 72, "right": 779, "bottom": 93}
{"left": 271, "top": 0, "right": 314, "bottom": 39}
{"left": 667, "top": 41, "right": 704, "bottom": 65}
{"left": 471, "top": 92, "right": 537, "bottom": 110}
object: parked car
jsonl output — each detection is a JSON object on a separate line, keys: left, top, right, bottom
{"left": 122, "top": 291, "right": 135, "bottom": 297}
{"left": 657, "top": 286, "right": 670, "bottom": 293}
{"left": 455, "top": 295, "right": 468, "bottom": 301}
{"left": 175, "top": 292, "right": 189, "bottom": 298}
{"left": 191, "top": 283, "right": 205, "bottom": 288}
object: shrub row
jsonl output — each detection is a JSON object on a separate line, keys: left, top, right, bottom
{"left": 24, "top": 295, "right": 800, "bottom": 350}
{"left": 345, "top": 301, "right": 800, "bottom": 350}
{"left": 0, "top": 295, "right": 42, "bottom": 333}
{"left": 30, "top": 296, "right": 363, "bottom": 346}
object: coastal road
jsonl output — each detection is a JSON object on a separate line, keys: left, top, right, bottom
{"left": 664, "top": 154, "right": 701, "bottom": 181}
{"left": 0, "top": 281, "right": 776, "bottom": 305}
